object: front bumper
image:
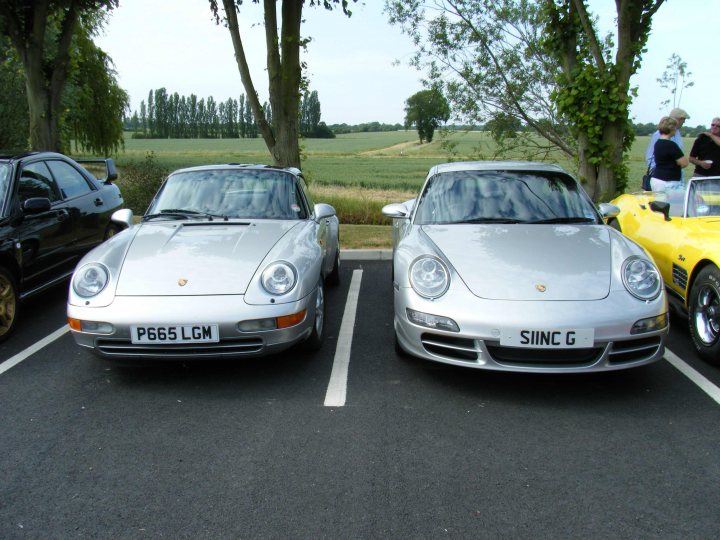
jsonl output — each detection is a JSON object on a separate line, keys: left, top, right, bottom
{"left": 394, "top": 284, "right": 668, "bottom": 373}
{"left": 67, "top": 292, "right": 318, "bottom": 360}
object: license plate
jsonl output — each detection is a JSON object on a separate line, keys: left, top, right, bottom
{"left": 130, "top": 324, "right": 219, "bottom": 344}
{"left": 500, "top": 328, "right": 594, "bottom": 349}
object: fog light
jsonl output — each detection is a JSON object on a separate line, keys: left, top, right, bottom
{"left": 68, "top": 318, "right": 114, "bottom": 334}
{"left": 406, "top": 308, "right": 459, "bottom": 332}
{"left": 631, "top": 313, "right": 668, "bottom": 334}
{"left": 238, "top": 318, "right": 277, "bottom": 332}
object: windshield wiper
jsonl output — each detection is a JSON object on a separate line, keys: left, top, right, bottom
{"left": 143, "top": 209, "right": 228, "bottom": 222}
{"left": 529, "top": 217, "right": 597, "bottom": 224}
{"left": 453, "top": 218, "right": 528, "bottom": 224}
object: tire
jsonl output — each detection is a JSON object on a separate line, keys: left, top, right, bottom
{"left": 688, "top": 265, "right": 720, "bottom": 365}
{"left": 0, "top": 266, "right": 19, "bottom": 342}
{"left": 326, "top": 248, "right": 340, "bottom": 286}
{"left": 104, "top": 223, "right": 122, "bottom": 240}
{"left": 608, "top": 218, "right": 622, "bottom": 232}
{"left": 302, "top": 279, "right": 325, "bottom": 351}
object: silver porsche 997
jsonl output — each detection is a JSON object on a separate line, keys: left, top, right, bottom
{"left": 67, "top": 164, "right": 340, "bottom": 360}
{"left": 382, "top": 162, "right": 668, "bottom": 373}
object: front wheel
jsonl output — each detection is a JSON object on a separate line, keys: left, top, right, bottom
{"left": 302, "top": 279, "right": 325, "bottom": 351}
{"left": 326, "top": 248, "right": 340, "bottom": 286}
{"left": 688, "top": 265, "right": 720, "bottom": 364}
{"left": 0, "top": 267, "right": 19, "bottom": 342}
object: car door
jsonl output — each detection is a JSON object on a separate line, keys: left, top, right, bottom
{"left": 45, "top": 159, "right": 107, "bottom": 254}
{"left": 14, "top": 160, "right": 76, "bottom": 292}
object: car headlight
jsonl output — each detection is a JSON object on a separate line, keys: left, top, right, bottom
{"left": 261, "top": 262, "right": 297, "bottom": 295}
{"left": 622, "top": 256, "right": 661, "bottom": 300}
{"left": 72, "top": 263, "right": 109, "bottom": 298}
{"left": 409, "top": 255, "right": 450, "bottom": 298}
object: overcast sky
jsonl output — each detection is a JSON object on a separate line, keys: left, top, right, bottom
{"left": 96, "top": 0, "right": 718, "bottom": 127}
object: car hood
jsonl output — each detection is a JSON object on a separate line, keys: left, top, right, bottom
{"left": 115, "top": 220, "right": 299, "bottom": 296}
{"left": 422, "top": 224, "right": 611, "bottom": 301}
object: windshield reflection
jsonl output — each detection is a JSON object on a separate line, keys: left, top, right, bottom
{"left": 414, "top": 170, "right": 600, "bottom": 225}
{"left": 147, "top": 169, "right": 307, "bottom": 220}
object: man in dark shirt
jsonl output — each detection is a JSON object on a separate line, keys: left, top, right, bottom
{"left": 689, "top": 117, "right": 720, "bottom": 177}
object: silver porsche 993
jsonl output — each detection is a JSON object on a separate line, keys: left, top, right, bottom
{"left": 67, "top": 164, "right": 340, "bottom": 360}
{"left": 382, "top": 162, "right": 668, "bottom": 373}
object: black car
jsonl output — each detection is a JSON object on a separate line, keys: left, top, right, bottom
{"left": 0, "top": 152, "right": 124, "bottom": 341}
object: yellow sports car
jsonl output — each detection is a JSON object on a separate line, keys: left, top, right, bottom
{"left": 609, "top": 176, "right": 720, "bottom": 364}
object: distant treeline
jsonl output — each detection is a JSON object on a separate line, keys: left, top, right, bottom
{"left": 124, "top": 88, "right": 334, "bottom": 139}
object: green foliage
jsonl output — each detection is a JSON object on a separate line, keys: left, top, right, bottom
{"left": 0, "top": 36, "right": 27, "bottom": 152}
{"left": 116, "top": 152, "right": 169, "bottom": 215}
{"left": 657, "top": 53, "right": 694, "bottom": 110}
{"left": 404, "top": 88, "right": 451, "bottom": 143}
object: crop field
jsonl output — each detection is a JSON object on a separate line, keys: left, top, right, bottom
{"left": 113, "top": 130, "right": 661, "bottom": 193}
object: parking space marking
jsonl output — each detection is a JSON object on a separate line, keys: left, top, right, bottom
{"left": 665, "top": 348, "right": 720, "bottom": 406}
{"left": 324, "top": 269, "right": 363, "bottom": 407}
{"left": 0, "top": 325, "right": 69, "bottom": 376}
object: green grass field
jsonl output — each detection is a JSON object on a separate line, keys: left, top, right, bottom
{"left": 112, "top": 130, "right": 670, "bottom": 194}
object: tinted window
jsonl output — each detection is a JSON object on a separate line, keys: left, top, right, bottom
{"left": 148, "top": 169, "right": 306, "bottom": 219}
{"left": 0, "top": 163, "right": 10, "bottom": 213}
{"left": 19, "top": 162, "right": 61, "bottom": 203}
{"left": 414, "top": 170, "right": 600, "bottom": 225}
{"left": 46, "top": 160, "right": 93, "bottom": 199}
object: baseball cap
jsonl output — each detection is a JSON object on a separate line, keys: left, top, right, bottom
{"left": 670, "top": 108, "right": 690, "bottom": 119}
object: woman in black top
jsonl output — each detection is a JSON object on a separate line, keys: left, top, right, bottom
{"left": 651, "top": 116, "right": 689, "bottom": 191}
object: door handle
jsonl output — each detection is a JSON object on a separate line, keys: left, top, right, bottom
{"left": 56, "top": 209, "right": 69, "bottom": 222}
{"left": 94, "top": 198, "right": 104, "bottom": 207}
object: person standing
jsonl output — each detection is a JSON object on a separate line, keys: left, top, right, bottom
{"left": 645, "top": 107, "right": 689, "bottom": 171}
{"left": 651, "top": 116, "right": 689, "bottom": 191}
{"left": 688, "top": 117, "right": 720, "bottom": 177}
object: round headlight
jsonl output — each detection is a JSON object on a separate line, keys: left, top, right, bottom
{"left": 622, "top": 256, "right": 661, "bottom": 300}
{"left": 261, "top": 262, "right": 297, "bottom": 295}
{"left": 73, "top": 263, "right": 109, "bottom": 298}
{"left": 409, "top": 256, "right": 450, "bottom": 298}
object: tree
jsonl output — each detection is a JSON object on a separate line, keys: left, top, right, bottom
{"left": 209, "top": 0, "right": 355, "bottom": 167}
{"left": 657, "top": 53, "right": 693, "bottom": 111}
{"left": 386, "top": 0, "right": 666, "bottom": 201}
{"left": 404, "top": 89, "right": 450, "bottom": 143}
{"left": 0, "top": 35, "right": 27, "bottom": 151}
{"left": 0, "top": 0, "right": 119, "bottom": 151}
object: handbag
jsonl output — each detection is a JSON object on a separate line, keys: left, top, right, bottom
{"left": 642, "top": 166, "right": 653, "bottom": 191}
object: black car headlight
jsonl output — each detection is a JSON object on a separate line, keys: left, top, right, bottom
{"left": 72, "top": 263, "right": 110, "bottom": 298}
{"left": 409, "top": 256, "right": 450, "bottom": 299}
{"left": 261, "top": 262, "right": 297, "bottom": 295}
{"left": 622, "top": 256, "right": 661, "bottom": 300}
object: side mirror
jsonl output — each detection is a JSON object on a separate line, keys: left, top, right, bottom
{"left": 22, "top": 197, "right": 52, "bottom": 214}
{"left": 105, "top": 158, "right": 118, "bottom": 183}
{"left": 597, "top": 203, "right": 620, "bottom": 219}
{"left": 111, "top": 208, "right": 134, "bottom": 229}
{"left": 382, "top": 203, "right": 410, "bottom": 219}
{"left": 314, "top": 203, "right": 336, "bottom": 222}
{"left": 649, "top": 200, "right": 671, "bottom": 221}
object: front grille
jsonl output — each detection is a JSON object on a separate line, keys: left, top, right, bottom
{"left": 421, "top": 333, "right": 478, "bottom": 361}
{"left": 608, "top": 336, "right": 663, "bottom": 364}
{"left": 95, "top": 337, "right": 264, "bottom": 358}
{"left": 485, "top": 341, "right": 605, "bottom": 366}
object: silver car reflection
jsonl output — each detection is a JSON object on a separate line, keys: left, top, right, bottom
{"left": 67, "top": 164, "right": 340, "bottom": 360}
{"left": 382, "top": 161, "right": 668, "bottom": 373}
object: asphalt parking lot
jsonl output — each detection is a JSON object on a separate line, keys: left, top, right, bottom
{"left": 2, "top": 258, "right": 720, "bottom": 538}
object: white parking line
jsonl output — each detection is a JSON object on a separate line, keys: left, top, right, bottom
{"left": 0, "top": 325, "right": 70, "bottom": 377}
{"left": 665, "top": 348, "right": 720, "bottom": 405}
{"left": 324, "top": 269, "right": 363, "bottom": 407}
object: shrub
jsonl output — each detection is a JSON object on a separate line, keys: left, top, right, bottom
{"left": 117, "top": 152, "right": 169, "bottom": 215}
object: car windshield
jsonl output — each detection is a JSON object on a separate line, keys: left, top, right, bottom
{"left": 413, "top": 170, "right": 600, "bottom": 225}
{"left": 687, "top": 178, "right": 720, "bottom": 217}
{"left": 145, "top": 169, "right": 306, "bottom": 220}
{"left": 0, "top": 163, "right": 10, "bottom": 213}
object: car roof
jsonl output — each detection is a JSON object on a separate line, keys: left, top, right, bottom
{"left": 170, "top": 163, "right": 302, "bottom": 177}
{"left": 0, "top": 151, "right": 68, "bottom": 162}
{"left": 428, "top": 161, "right": 568, "bottom": 176}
